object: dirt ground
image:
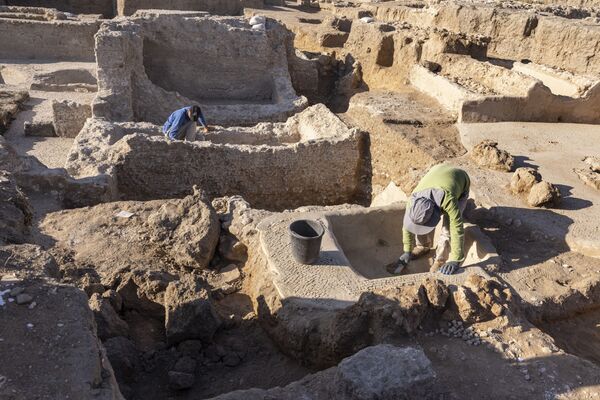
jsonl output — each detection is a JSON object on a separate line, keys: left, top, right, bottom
{"left": 3, "top": 0, "right": 600, "bottom": 399}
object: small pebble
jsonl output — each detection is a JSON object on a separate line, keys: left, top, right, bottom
{"left": 10, "top": 287, "right": 24, "bottom": 297}
{"left": 28, "top": 302, "right": 37, "bottom": 310}
{"left": 26, "top": 323, "right": 34, "bottom": 329}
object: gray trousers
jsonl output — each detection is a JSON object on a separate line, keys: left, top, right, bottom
{"left": 167, "top": 121, "right": 198, "bottom": 141}
{"left": 415, "top": 196, "right": 468, "bottom": 261}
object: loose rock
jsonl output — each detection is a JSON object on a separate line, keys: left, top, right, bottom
{"left": 16, "top": 293, "right": 33, "bottom": 305}
{"left": 168, "top": 371, "right": 195, "bottom": 390}
{"left": 527, "top": 181, "right": 561, "bottom": 207}
{"left": 88, "top": 293, "right": 129, "bottom": 340}
{"left": 471, "top": 140, "right": 514, "bottom": 172}
{"left": 164, "top": 275, "right": 221, "bottom": 345}
{"left": 173, "top": 356, "right": 197, "bottom": 374}
{"left": 510, "top": 167, "right": 541, "bottom": 194}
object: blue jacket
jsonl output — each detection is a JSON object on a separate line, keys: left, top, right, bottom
{"left": 162, "top": 106, "right": 207, "bottom": 140}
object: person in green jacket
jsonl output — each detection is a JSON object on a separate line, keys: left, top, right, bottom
{"left": 390, "top": 164, "right": 470, "bottom": 275}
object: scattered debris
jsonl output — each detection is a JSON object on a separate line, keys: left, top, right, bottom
{"left": 115, "top": 210, "right": 134, "bottom": 219}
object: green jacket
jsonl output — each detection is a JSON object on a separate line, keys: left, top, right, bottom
{"left": 402, "top": 164, "right": 470, "bottom": 262}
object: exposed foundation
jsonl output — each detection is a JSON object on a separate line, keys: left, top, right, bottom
{"left": 256, "top": 204, "right": 497, "bottom": 310}
{"left": 93, "top": 11, "right": 307, "bottom": 126}
{"left": 67, "top": 104, "right": 366, "bottom": 209}
{"left": 2, "top": 1, "right": 600, "bottom": 399}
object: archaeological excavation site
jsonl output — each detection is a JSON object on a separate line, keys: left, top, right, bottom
{"left": 2, "top": 0, "right": 600, "bottom": 398}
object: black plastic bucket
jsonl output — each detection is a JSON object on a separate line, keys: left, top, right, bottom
{"left": 289, "top": 219, "right": 325, "bottom": 265}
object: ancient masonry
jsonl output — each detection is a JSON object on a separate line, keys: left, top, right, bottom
{"left": 1, "top": 0, "right": 600, "bottom": 399}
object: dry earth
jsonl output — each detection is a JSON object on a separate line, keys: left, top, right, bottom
{"left": 1, "top": 0, "right": 600, "bottom": 399}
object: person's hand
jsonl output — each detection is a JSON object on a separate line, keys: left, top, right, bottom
{"left": 398, "top": 252, "right": 411, "bottom": 267}
{"left": 440, "top": 261, "right": 460, "bottom": 275}
{"left": 203, "top": 126, "right": 209, "bottom": 133}
{"left": 386, "top": 252, "right": 411, "bottom": 275}
{"left": 393, "top": 252, "right": 412, "bottom": 274}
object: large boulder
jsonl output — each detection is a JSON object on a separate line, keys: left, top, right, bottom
{"left": 0, "top": 90, "right": 28, "bottom": 135}
{"left": 452, "top": 274, "right": 513, "bottom": 323}
{"left": 164, "top": 275, "right": 221, "bottom": 345}
{"left": 208, "top": 344, "right": 436, "bottom": 400}
{"left": 147, "top": 189, "right": 220, "bottom": 267}
{"left": 333, "top": 345, "right": 436, "bottom": 399}
{"left": 510, "top": 167, "right": 541, "bottom": 194}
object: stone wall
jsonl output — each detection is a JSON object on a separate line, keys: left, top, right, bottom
{"left": 66, "top": 105, "right": 365, "bottom": 210}
{"left": 0, "top": 14, "right": 100, "bottom": 61}
{"left": 116, "top": 0, "right": 263, "bottom": 17}
{"left": 369, "top": 2, "right": 600, "bottom": 75}
{"left": 340, "top": 20, "right": 487, "bottom": 91}
{"left": 4, "top": 0, "right": 115, "bottom": 17}
{"left": 92, "top": 11, "right": 307, "bottom": 126}
{"left": 409, "top": 56, "right": 600, "bottom": 124}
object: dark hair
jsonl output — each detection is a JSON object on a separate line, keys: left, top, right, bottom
{"left": 189, "top": 105, "right": 201, "bottom": 121}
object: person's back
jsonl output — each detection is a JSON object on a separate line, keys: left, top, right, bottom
{"left": 163, "top": 105, "right": 208, "bottom": 141}
{"left": 391, "top": 163, "right": 471, "bottom": 276}
{"left": 412, "top": 164, "right": 470, "bottom": 200}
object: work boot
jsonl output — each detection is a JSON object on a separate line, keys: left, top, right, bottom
{"left": 411, "top": 246, "right": 431, "bottom": 259}
{"left": 430, "top": 260, "right": 444, "bottom": 273}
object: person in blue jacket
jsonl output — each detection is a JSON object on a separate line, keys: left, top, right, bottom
{"left": 163, "top": 105, "right": 209, "bottom": 141}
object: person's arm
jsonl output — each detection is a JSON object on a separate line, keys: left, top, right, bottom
{"left": 163, "top": 113, "right": 175, "bottom": 134}
{"left": 402, "top": 227, "right": 415, "bottom": 254}
{"left": 196, "top": 109, "right": 208, "bottom": 131}
{"left": 440, "top": 194, "right": 465, "bottom": 263}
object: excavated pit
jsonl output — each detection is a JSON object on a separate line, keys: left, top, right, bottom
{"left": 65, "top": 103, "right": 367, "bottom": 209}
{"left": 255, "top": 204, "right": 497, "bottom": 311}
{"left": 93, "top": 11, "right": 308, "bottom": 127}
{"left": 3, "top": 1, "right": 600, "bottom": 399}
{"left": 537, "top": 309, "right": 600, "bottom": 368}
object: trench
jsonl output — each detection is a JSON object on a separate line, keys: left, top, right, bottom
{"left": 536, "top": 309, "right": 600, "bottom": 368}
{"left": 3, "top": 1, "right": 600, "bottom": 398}
{"left": 102, "top": 280, "right": 316, "bottom": 400}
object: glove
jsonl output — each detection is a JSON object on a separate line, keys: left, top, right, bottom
{"left": 393, "top": 252, "right": 412, "bottom": 274}
{"left": 440, "top": 261, "right": 460, "bottom": 275}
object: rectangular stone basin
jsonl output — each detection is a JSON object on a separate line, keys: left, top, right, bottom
{"left": 327, "top": 205, "right": 497, "bottom": 279}
{"left": 257, "top": 204, "right": 497, "bottom": 310}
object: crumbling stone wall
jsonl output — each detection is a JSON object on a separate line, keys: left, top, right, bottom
{"left": 0, "top": 12, "right": 100, "bottom": 61}
{"left": 67, "top": 105, "right": 364, "bottom": 210}
{"left": 4, "top": 0, "right": 115, "bottom": 17}
{"left": 370, "top": 2, "right": 600, "bottom": 75}
{"left": 340, "top": 20, "right": 487, "bottom": 92}
{"left": 93, "top": 11, "right": 307, "bottom": 126}
{"left": 111, "top": 133, "right": 361, "bottom": 209}
{"left": 116, "top": 0, "right": 263, "bottom": 17}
